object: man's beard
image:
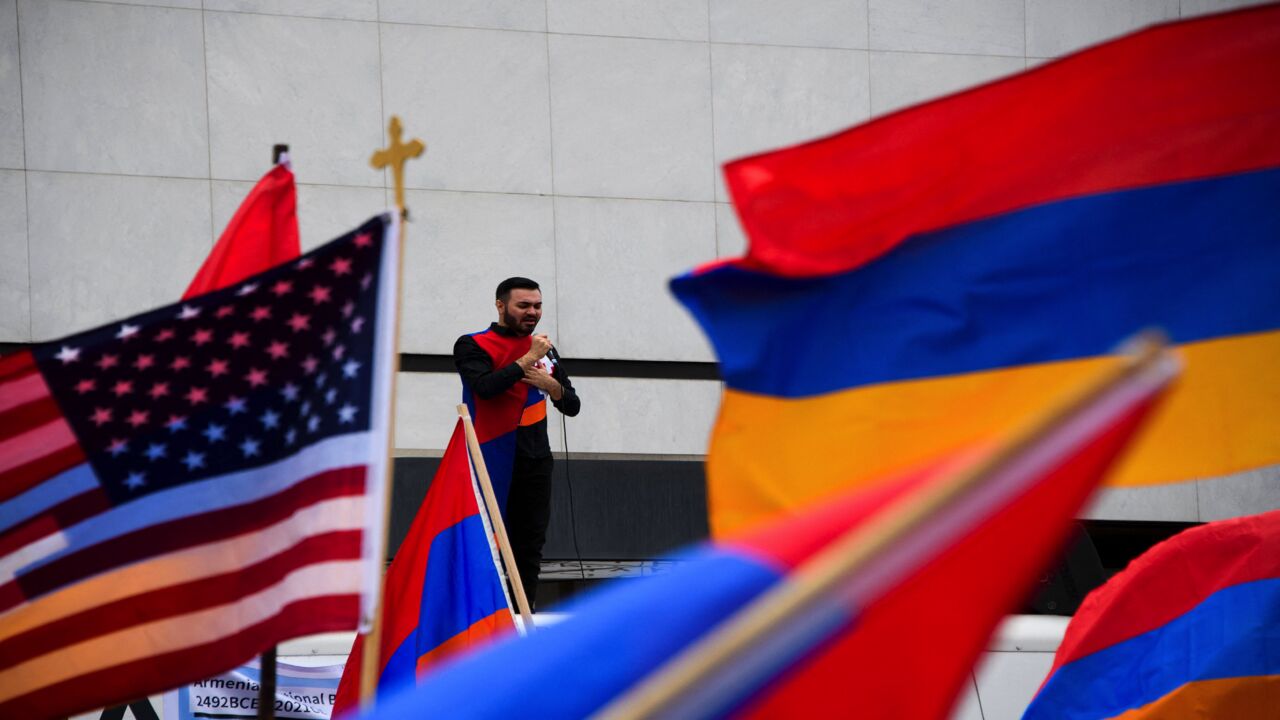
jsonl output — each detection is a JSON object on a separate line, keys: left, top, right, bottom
{"left": 503, "top": 309, "right": 535, "bottom": 336}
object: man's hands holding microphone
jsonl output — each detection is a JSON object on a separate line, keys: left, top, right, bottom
{"left": 519, "top": 334, "right": 553, "bottom": 365}
{"left": 517, "top": 334, "right": 562, "bottom": 401}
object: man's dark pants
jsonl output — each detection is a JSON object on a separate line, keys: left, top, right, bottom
{"left": 508, "top": 454, "right": 554, "bottom": 609}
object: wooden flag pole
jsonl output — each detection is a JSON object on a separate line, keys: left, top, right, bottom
{"left": 457, "top": 403, "right": 537, "bottom": 631}
{"left": 597, "top": 334, "right": 1174, "bottom": 719}
{"left": 358, "top": 117, "right": 426, "bottom": 711}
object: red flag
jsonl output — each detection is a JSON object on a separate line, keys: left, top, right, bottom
{"left": 184, "top": 163, "right": 300, "bottom": 299}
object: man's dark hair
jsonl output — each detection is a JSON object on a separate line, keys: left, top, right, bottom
{"left": 496, "top": 277, "right": 540, "bottom": 302}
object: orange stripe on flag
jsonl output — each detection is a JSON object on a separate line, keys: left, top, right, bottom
{"left": 519, "top": 400, "right": 547, "bottom": 427}
{"left": 1113, "top": 675, "right": 1280, "bottom": 719}
{"left": 706, "top": 331, "right": 1280, "bottom": 536}
{"left": 415, "top": 609, "right": 516, "bottom": 672}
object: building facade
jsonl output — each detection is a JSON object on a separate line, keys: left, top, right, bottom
{"left": 1, "top": 0, "right": 1276, "bottom": 586}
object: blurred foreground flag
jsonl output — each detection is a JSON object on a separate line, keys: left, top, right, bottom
{"left": 1024, "top": 509, "right": 1280, "bottom": 719}
{"left": 672, "top": 5, "right": 1280, "bottom": 536}
{"left": 332, "top": 419, "right": 516, "bottom": 717}
{"left": 184, "top": 161, "right": 300, "bottom": 299}
{"left": 0, "top": 214, "right": 400, "bottom": 718}
{"left": 360, "top": 341, "right": 1176, "bottom": 719}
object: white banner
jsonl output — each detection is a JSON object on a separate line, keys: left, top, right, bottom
{"left": 162, "top": 660, "right": 345, "bottom": 720}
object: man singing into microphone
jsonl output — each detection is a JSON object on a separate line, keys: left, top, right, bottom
{"left": 453, "top": 277, "right": 581, "bottom": 609}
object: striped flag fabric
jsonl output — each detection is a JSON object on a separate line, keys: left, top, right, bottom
{"left": 0, "top": 212, "right": 400, "bottom": 718}
{"left": 358, "top": 342, "right": 1177, "bottom": 719}
{"left": 1023, "top": 509, "right": 1280, "bottom": 719}
{"left": 672, "top": 4, "right": 1280, "bottom": 536}
{"left": 331, "top": 418, "right": 516, "bottom": 717}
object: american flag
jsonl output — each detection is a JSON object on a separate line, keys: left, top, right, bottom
{"left": 0, "top": 212, "right": 399, "bottom": 718}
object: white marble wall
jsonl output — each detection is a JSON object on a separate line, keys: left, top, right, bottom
{"left": 10, "top": 0, "right": 1263, "bottom": 352}
{"left": 1, "top": 0, "right": 1277, "bottom": 522}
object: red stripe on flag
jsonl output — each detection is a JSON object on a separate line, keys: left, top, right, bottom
{"left": 2, "top": 466, "right": 366, "bottom": 610}
{"left": 0, "top": 530, "right": 362, "bottom": 665}
{"left": 0, "top": 351, "right": 36, "bottom": 384}
{"left": 0, "top": 398, "right": 65, "bottom": 444}
{"left": 0, "top": 576, "right": 20, "bottom": 611}
{"left": 0, "top": 371, "right": 46, "bottom": 414}
{"left": 722, "top": 5, "right": 1280, "bottom": 278}
{"left": 0, "top": 488, "right": 111, "bottom": 558}
{"left": 1052, "top": 510, "right": 1280, "bottom": 668}
{"left": 419, "top": 423, "right": 482, "bottom": 543}
{"left": 0, "top": 419, "right": 78, "bottom": 475}
{"left": 0, "top": 594, "right": 359, "bottom": 719}
{"left": 0, "top": 445, "right": 86, "bottom": 504}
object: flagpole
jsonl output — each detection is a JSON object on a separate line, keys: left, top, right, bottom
{"left": 358, "top": 117, "right": 426, "bottom": 710}
{"left": 256, "top": 143, "right": 287, "bottom": 720}
{"left": 256, "top": 646, "right": 277, "bottom": 720}
{"left": 596, "top": 334, "right": 1174, "bottom": 719}
{"left": 457, "top": 403, "right": 537, "bottom": 631}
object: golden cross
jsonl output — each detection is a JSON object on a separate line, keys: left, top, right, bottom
{"left": 370, "top": 116, "right": 426, "bottom": 217}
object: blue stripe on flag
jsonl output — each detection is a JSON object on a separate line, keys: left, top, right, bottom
{"left": 416, "top": 514, "right": 510, "bottom": 655}
{"left": 0, "top": 464, "right": 97, "bottom": 533}
{"left": 365, "top": 549, "right": 783, "bottom": 719}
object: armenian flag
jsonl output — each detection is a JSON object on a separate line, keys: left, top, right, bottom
{"left": 672, "top": 5, "right": 1280, "bottom": 536}
{"left": 331, "top": 419, "right": 516, "bottom": 717}
{"left": 1024, "top": 509, "right": 1280, "bottom": 719}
